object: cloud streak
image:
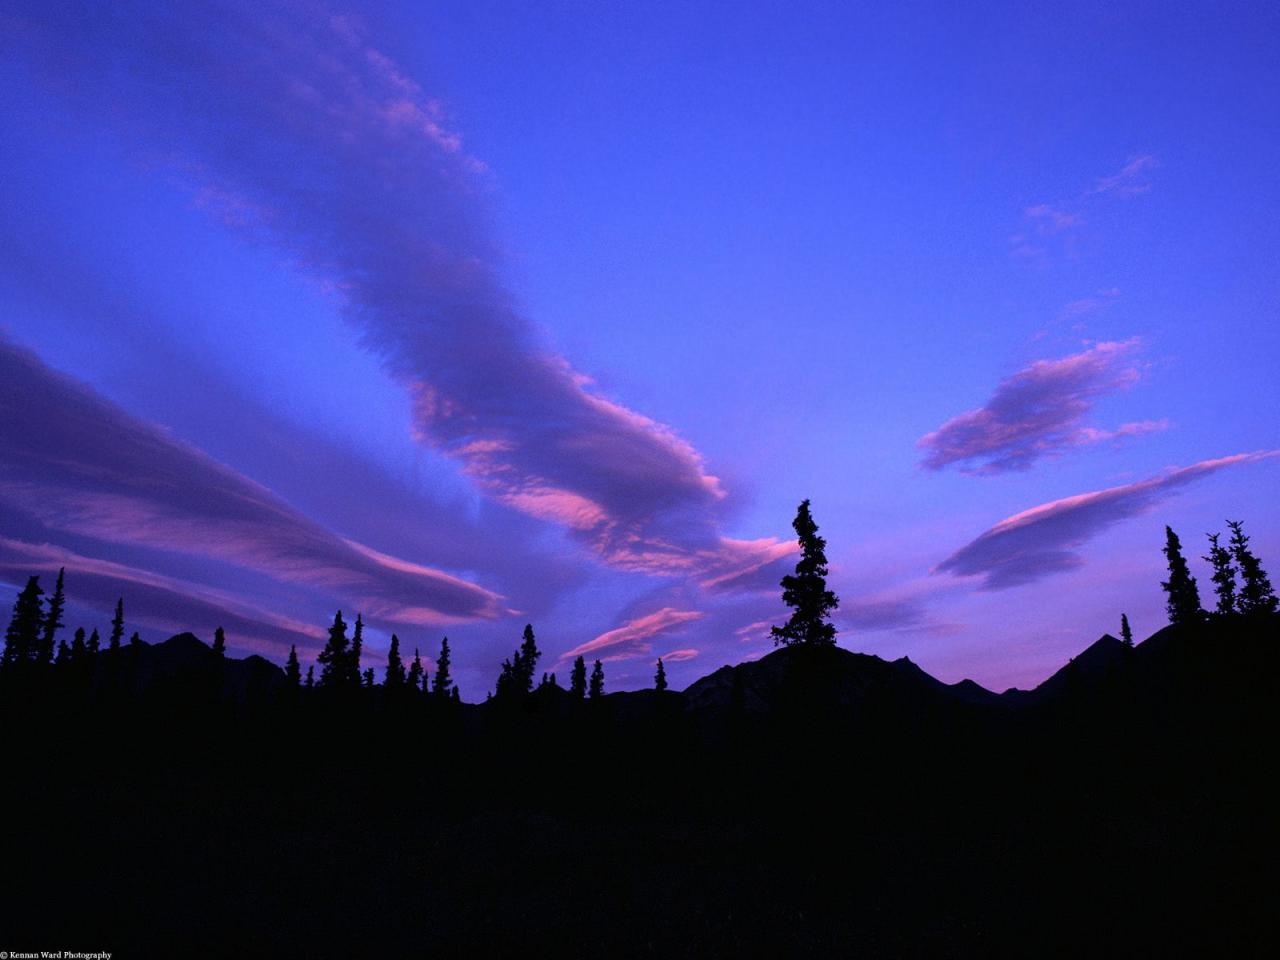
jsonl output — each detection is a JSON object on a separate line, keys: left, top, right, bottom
{"left": 8, "top": 0, "right": 784, "bottom": 585}
{"left": 1086, "top": 155, "right": 1159, "bottom": 198}
{"left": 558, "top": 607, "right": 704, "bottom": 664}
{"left": 936, "top": 452, "right": 1279, "bottom": 589}
{"left": 918, "top": 339, "right": 1164, "bottom": 474}
{"left": 0, "top": 338, "right": 502, "bottom": 625}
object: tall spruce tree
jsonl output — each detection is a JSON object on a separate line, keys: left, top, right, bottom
{"left": 109, "top": 599, "right": 125, "bottom": 651}
{"left": 348, "top": 614, "right": 365, "bottom": 687}
{"left": 407, "top": 648, "right": 424, "bottom": 691}
{"left": 1162, "top": 526, "right": 1204, "bottom": 626}
{"left": 1203, "top": 533, "right": 1238, "bottom": 617}
{"left": 363, "top": 667, "right": 375, "bottom": 688}
{"left": 285, "top": 645, "right": 302, "bottom": 686}
{"left": 1120, "top": 613, "right": 1133, "bottom": 647}
{"left": 3, "top": 576, "right": 45, "bottom": 668}
{"left": 211, "top": 625, "right": 226, "bottom": 658}
{"left": 317, "top": 610, "right": 350, "bottom": 687}
{"left": 654, "top": 657, "right": 668, "bottom": 691}
{"left": 70, "top": 627, "right": 87, "bottom": 664}
{"left": 496, "top": 624, "right": 540, "bottom": 698}
{"left": 55, "top": 638, "right": 70, "bottom": 667}
{"left": 385, "top": 634, "right": 406, "bottom": 688}
{"left": 570, "top": 655, "right": 587, "bottom": 699}
{"left": 39, "top": 567, "right": 66, "bottom": 665}
{"left": 772, "top": 500, "right": 840, "bottom": 646}
{"left": 88, "top": 628, "right": 101, "bottom": 654}
{"left": 589, "top": 659, "right": 605, "bottom": 699}
{"left": 1227, "top": 520, "right": 1278, "bottom": 615}
{"left": 305, "top": 665, "right": 315, "bottom": 689}
{"left": 431, "top": 637, "right": 452, "bottom": 696}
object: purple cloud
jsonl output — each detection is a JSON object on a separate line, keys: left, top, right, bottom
{"left": 936, "top": 452, "right": 1279, "bottom": 590}
{"left": 0, "top": 338, "right": 502, "bottom": 626}
{"left": 8, "top": 1, "right": 784, "bottom": 585}
{"left": 918, "top": 339, "right": 1165, "bottom": 474}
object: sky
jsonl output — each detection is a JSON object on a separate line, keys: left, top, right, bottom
{"left": 1, "top": 0, "right": 1277, "bottom": 696}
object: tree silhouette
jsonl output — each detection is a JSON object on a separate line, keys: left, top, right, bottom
{"left": 1161, "top": 526, "right": 1204, "bottom": 626}
{"left": 87, "top": 627, "right": 101, "bottom": 655}
{"left": 317, "top": 611, "right": 350, "bottom": 687}
{"left": 497, "top": 624, "right": 541, "bottom": 698}
{"left": 129, "top": 631, "right": 141, "bottom": 650}
{"left": 385, "top": 634, "right": 406, "bottom": 689}
{"left": 305, "top": 665, "right": 315, "bottom": 689}
{"left": 432, "top": 637, "right": 452, "bottom": 697}
{"left": 285, "top": 645, "right": 302, "bottom": 686}
{"left": 407, "top": 648, "right": 423, "bottom": 691}
{"left": 570, "top": 655, "right": 587, "bottom": 699}
{"left": 109, "top": 599, "right": 126, "bottom": 652}
{"left": 1203, "top": 533, "right": 1238, "bottom": 617}
{"left": 655, "top": 657, "right": 668, "bottom": 691}
{"left": 589, "top": 659, "right": 605, "bottom": 699}
{"left": 39, "top": 567, "right": 66, "bottom": 665}
{"left": 1120, "top": 613, "right": 1133, "bottom": 647}
{"left": 772, "top": 499, "right": 839, "bottom": 646}
{"left": 363, "top": 667, "right": 375, "bottom": 688}
{"left": 54, "top": 638, "right": 70, "bottom": 667}
{"left": 2, "top": 575, "right": 44, "bottom": 669}
{"left": 1227, "top": 520, "right": 1278, "bottom": 616}
{"left": 349, "top": 614, "right": 365, "bottom": 687}
{"left": 70, "top": 627, "right": 87, "bottom": 664}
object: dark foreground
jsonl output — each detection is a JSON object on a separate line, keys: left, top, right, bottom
{"left": 3, "top": 619, "right": 1274, "bottom": 957}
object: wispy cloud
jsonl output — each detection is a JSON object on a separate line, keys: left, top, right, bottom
{"left": 9, "top": 1, "right": 786, "bottom": 585}
{"left": 936, "top": 452, "right": 1280, "bottom": 590}
{"left": 0, "top": 338, "right": 502, "bottom": 626}
{"left": 918, "top": 339, "right": 1164, "bottom": 474}
{"left": 1024, "top": 204, "right": 1082, "bottom": 234}
{"left": 1086, "top": 154, "right": 1159, "bottom": 198}
{"left": 558, "top": 607, "right": 704, "bottom": 664}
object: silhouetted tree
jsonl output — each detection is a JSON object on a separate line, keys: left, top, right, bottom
{"left": 431, "top": 637, "right": 452, "bottom": 697}
{"left": 39, "top": 567, "right": 66, "bottom": 665}
{"left": 385, "top": 634, "right": 406, "bottom": 689}
{"left": 1120, "top": 613, "right": 1133, "bottom": 647}
{"left": 87, "top": 628, "right": 101, "bottom": 655}
{"left": 70, "top": 627, "right": 87, "bottom": 664}
{"left": 570, "top": 655, "right": 587, "bottom": 699}
{"left": 109, "top": 599, "right": 125, "bottom": 652}
{"left": 1203, "top": 533, "right": 1238, "bottom": 617}
{"left": 305, "top": 665, "right": 315, "bottom": 689}
{"left": 54, "top": 638, "right": 70, "bottom": 667}
{"left": 1228, "top": 520, "right": 1278, "bottom": 616}
{"left": 451, "top": 687, "right": 460, "bottom": 703}
{"left": 655, "top": 657, "right": 668, "bottom": 691}
{"left": 772, "top": 499, "right": 839, "bottom": 646}
{"left": 497, "top": 624, "right": 541, "bottom": 698}
{"left": 589, "top": 659, "right": 605, "bottom": 699}
{"left": 2, "top": 576, "right": 44, "bottom": 669}
{"left": 285, "top": 645, "right": 302, "bottom": 686}
{"left": 349, "top": 614, "right": 365, "bottom": 687}
{"left": 1162, "top": 526, "right": 1204, "bottom": 626}
{"left": 407, "top": 648, "right": 423, "bottom": 691}
{"left": 129, "top": 631, "right": 141, "bottom": 650}
{"left": 317, "top": 610, "right": 350, "bottom": 687}
{"left": 211, "top": 625, "right": 226, "bottom": 658}
{"left": 363, "top": 667, "right": 375, "bottom": 688}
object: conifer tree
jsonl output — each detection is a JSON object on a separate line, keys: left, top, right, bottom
{"left": 589, "top": 659, "right": 605, "bottom": 699}
{"left": 385, "top": 634, "right": 406, "bottom": 689}
{"left": 517, "top": 624, "right": 540, "bottom": 690}
{"left": 285, "top": 645, "right": 302, "bottom": 686}
{"left": 432, "top": 637, "right": 453, "bottom": 697}
{"left": 1203, "top": 533, "right": 1238, "bottom": 617}
{"left": 39, "top": 567, "right": 66, "bottom": 665}
{"left": 407, "top": 648, "right": 423, "bottom": 691}
{"left": 348, "top": 614, "right": 365, "bottom": 687}
{"left": 55, "top": 638, "right": 70, "bottom": 667}
{"left": 2, "top": 575, "right": 44, "bottom": 668}
{"left": 211, "top": 625, "right": 226, "bottom": 658}
{"left": 317, "top": 610, "right": 350, "bottom": 687}
{"left": 129, "top": 631, "right": 141, "bottom": 649}
{"left": 363, "top": 667, "right": 375, "bottom": 688}
{"left": 71, "top": 627, "right": 87, "bottom": 663}
{"left": 87, "top": 627, "right": 101, "bottom": 655}
{"left": 451, "top": 686, "right": 460, "bottom": 702}
{"left": 655, "top": 657, "right": 668, "bottom": 691}
{"left": 1161, "top": 526, "right": 1204, "bottom": 626}
{"left": 570, "top": 655, "right": 587, "bottom": 699}
{"left": 109, "top": 599, "right": 125, "bottom": 651}
{"left": 305, "top": 665, "right": 315, "bottom": 688}
{"left": 1227, "top": 520, "right": 1278, "bottom": 616}
{"left": 772, "top": 500, "right": 840, "bottom": 646}
{"left": 1120, "top": 613, "right": 1133, "bottom": 648}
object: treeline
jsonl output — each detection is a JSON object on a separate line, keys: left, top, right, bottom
{"left": 1159, "top": 519, "right": 1277, "bottom": 626}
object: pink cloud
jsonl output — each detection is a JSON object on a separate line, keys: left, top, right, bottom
{"left": 1024, "top": 203, "right": 1082, "bottom": 233}
{"left": 660, "top": 648, "right": 699, "bottom": 663}
{"left": 918, "top": 339, "right": 1162, "bottom": 474}
{"left": 559, "top": 607, "right": 705, "bottom": 664}
{"left": 1087, "top": 154, "right": 1159, "bottom": 197}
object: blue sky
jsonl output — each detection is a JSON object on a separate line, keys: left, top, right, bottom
{"left": 1, "top": 0, "right": 1277, "bottom": 695}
